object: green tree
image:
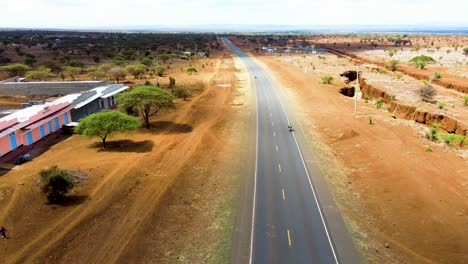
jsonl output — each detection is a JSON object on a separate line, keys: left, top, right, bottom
{"left": 75, "top": 110, "right": 140, "bottom": 148}
{"left": 0, "top": 63, "right": 31, "bottom": 77}
{"left": 40, "top": 165, "right": 75, "bottom": 203}
{"left": 409, "top": 55, "right": 436, "bottom": 69}
{"left": 25, "top": 67, "right": 55, "bottom": 81}
{"left": 116, "top": 86, "right": 175, "bottom": 129}
{"left": 185, "top": 65, "right": 197, "bottom": 75}
{"left": 140, "top": 57, "right": 153, "bottom": 67}
{"left": 107, "top": 66, "right": 127, "bottom": 83}
{"left": 125, "top": 64, "right": 147, "bottom": 79}
{"left": 61, "top": 66, "right": 82, "bottom": 80}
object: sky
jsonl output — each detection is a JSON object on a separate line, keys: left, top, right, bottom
{"left": 1, "top": 0, "right": 468, "bottom": 29}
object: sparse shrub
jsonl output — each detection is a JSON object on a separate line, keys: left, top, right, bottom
{"left": 40, "top": 165, "right": 75, "bottom": 203}
{"left": 320, "top": 75, "right": 334, "bottom": 84}
{"left": 436, "top": 101, "right": 445, "bottom": 109}
{"left": 389, "top": 59, "right": 399, "bottom": 71}
{"left": 433, "top": 72, "right": 442, "bottom": 80}
{"left": 418, "top": 81, "right": 436, "bottom": 102}
{"left": 463, "top": 47, "right": 468, "bottom": 56}
{"left": 427, "top": 123, "right": 441, "bottom": 141}
{"left": 144, "top": 80, "right": 152, "bottom": 86}
{"left": 66, "top": 60, "right": 84, "bottom": 68}
{"left": 173, "top": 87, "right": 190, "bottom": 100}
{"left": 168, "top": 77, "right": 176, "bottom": 89}
{"left": 156, "top": 66, "right": 165, "bottom": 77}
{"left": 424, "top": 147, "right": 432, "bottom": 152}
{"left": 390, "top": 94, "right": 396, "bottom": 101}
{"left": 367, "top": 115, "right": 373, "bottom": 125}
{"left": 364, "top": 94, "right": 370, "bottom": 103}
{"left": 463, "top": 95, "right": 468, "bottom": 106}
{"left": 394, "top": 71, "right": 403, "bottom": 79}
{"left": 436, "top": 133, "right": 465, "bottom": 145}
{"left": 375, "top": 97, "right": 384, "bottom": 109}
{"left": 374, "top": 68, "right": 387, "bottom": 74}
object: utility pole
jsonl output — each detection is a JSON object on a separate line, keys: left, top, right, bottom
{"left": 354, "top": 65, "right": 360, "bottom": 116}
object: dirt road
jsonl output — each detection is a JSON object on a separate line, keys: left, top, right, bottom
{"left": 0, "top": 51, "right": 250, "bottom": 263}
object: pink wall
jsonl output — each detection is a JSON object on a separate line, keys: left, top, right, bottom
{"left": 0, "top": 135, "right": 12, "bottom": 156}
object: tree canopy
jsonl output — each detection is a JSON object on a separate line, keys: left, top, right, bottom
{"left": 185, "top": 65, "right": 197, "bottom": 75}
{"left": 125, "top": 63, "right": 147, "bottom": 79}
{"left": 40, "top": 165, "right": 75, "bottom": 203}
{"left": 107, "top": 66, "right": 127, "bottom": 83}
{"left": 75, "top": 110, "right": 140, "bottom": 148}
{"left": 0, "top": 63, "right": 31, "bottom": 77}
{"left": 25, "top": 67, "right": 55, "bottom": 81}
{"left": 116, "top": 86, "right": 175, "bottom": 129}
{"left": 409, "top": 55, "right": 436, "bottom": 69}
{"left": 140, "top": 57, "right": 153, "bottom": 67}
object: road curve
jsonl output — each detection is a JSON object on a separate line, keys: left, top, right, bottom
{"left": 224, "top": 38, "right": 361, "bottom": 264}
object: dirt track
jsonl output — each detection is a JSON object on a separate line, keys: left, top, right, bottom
{"left": 0, "top": 51, "right": 249, "bottom": 263}
{"left": 254, "top": 54, "right": 468, "bottom": 263}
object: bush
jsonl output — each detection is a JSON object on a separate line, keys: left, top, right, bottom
{"left": 140, "top": 57, "right": 153, "bottom": 67}
{"left": 418, "top": 82, "right": 436, "bottom": 102}
{"left": 374, "top": 68, "right": 387, "bottom": 74}
{"left": 66, "top": 60, "right": 84, "bottom": 68}
{"left": 424, "top": 147, "right": 432, "bottom": 152}
{"left": 394, "top": 71, "right": 403, "bottom": 79}
{"left": 463, "top": 47, "right": 468, "bottom": 56}
{"left": 427, "top": 123, "right": 441, "bottom": 141}
{"left": 389, "top": 59, "right": 399, "bottom": 72}
{"left": 40, "top": 165, "right": 75, "bottom": 203}
{"left": 173, "top": 87, "right": 190, "bottom": 100}
{"left": 436, "top": 133, "right": 466, "bottom": 145}
{"left": 375, "top": 97, "right": 384, "bottom": 109}
{"left": 168, "top": 76, "right": 176, "bottom": 89}
{"left": 463, "top": 95, "right": 468, "bottom": 106}
{"left": 436, "top": 101, "right": 446, "bottom": 109}
{"left": 433, "top": 72, "right": 442, "bottom": 80}
{"left": 320, "top": 75, "right": 334, "bottom": 84}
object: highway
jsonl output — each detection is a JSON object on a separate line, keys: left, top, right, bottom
{"left": 223, "top": 38, "right": 361, "bottom": 264}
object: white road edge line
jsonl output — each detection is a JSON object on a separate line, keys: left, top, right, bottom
{"left": 272, "top": 75, "right": 340, "bottom": 264}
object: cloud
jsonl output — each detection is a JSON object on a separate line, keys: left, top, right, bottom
{"left": 1, "top": 0, "right": 467, "bottom": 28}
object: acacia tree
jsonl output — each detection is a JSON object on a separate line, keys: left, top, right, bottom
{"left": 25, "top": 67, "right": 55, "bottom": 80}
{"left": 61, "top": 66, "right": 82, "bottom": 80}
{"left": 75, "top": 110, "right": 140, "bottom": 148}
{"left": 185, "top": 65, "right": 197, "bottom": 75}
{"left": 116, "top": 86, "right": 175, "bottom": 129}
{"left": 125, "top": 63, "right": 147, "bottom": 79}
{"left": 107, "top": 66, "right": 127, "bottom": 83}
{"left": 0, "top": 63, "right": 31, "bottom": 77}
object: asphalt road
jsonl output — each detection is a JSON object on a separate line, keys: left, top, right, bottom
{"left": 224, "top": 38, "right": 361, "bottom": 264}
